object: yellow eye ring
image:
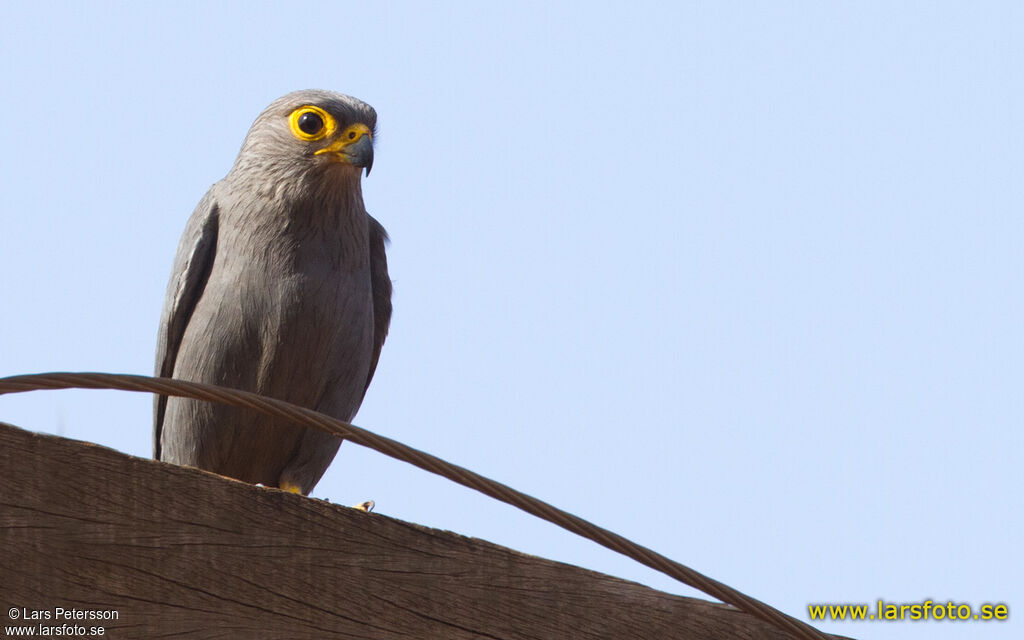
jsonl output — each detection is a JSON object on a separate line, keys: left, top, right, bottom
{"left": 288, "top": 105, "right": 336, "bottom": 141}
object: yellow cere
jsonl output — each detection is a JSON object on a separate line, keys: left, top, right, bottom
{"left": 314, "top": 123, "right": 373, "bottom": 157}
{"left": 287, "top": 105, "right": 337, "bottom": 141}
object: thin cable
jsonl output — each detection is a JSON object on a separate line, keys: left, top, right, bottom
{"left": 0, "top": 372, "right": 830, "bottom": 640}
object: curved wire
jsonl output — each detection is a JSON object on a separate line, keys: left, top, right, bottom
{"left": 0, "top": 371, "right": 829, "bottom": 640}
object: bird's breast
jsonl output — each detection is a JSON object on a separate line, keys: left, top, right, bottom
{"left": 190, "top": 204, "right": 377, "bottom": 415}
{"left": 242, "top": 236, "right": 375, "bottom": 397}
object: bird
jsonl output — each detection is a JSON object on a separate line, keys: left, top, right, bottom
{"left": 153, "top": 89, "right": 391, "bottom": 496}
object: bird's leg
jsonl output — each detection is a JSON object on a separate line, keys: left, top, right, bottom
{"left": 278, "top": 482, "right": 373, "bottom": 511}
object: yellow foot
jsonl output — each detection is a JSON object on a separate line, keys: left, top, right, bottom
{"left": 279, "top": 481, "right": 303, "bottom": 494}
{"left": 352, "top": 500, "right": 375, "bottom": 512}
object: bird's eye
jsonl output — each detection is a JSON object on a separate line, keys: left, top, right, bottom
{"left": 298, "top": 111, "right": 324, "bottom": 135}
{"left": 288, "top": 105, "right": 335, "bottom": 141}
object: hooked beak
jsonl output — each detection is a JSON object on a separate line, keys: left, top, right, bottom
{"left": 314, "top": 123, "right": 374, "bottom": 176}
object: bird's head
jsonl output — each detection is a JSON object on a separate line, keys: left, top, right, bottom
{"left": 231, "top": 90, "right": 377, "bottom": 185}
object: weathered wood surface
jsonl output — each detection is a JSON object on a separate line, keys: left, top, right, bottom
{"left": 0, "top": 422, "right": 841, "bottom": 639}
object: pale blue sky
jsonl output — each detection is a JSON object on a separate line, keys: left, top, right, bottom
{"left": 1, "top": 2, "right": 1020, "bottom": 638}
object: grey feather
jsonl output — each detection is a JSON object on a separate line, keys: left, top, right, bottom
{"left": 153, "top": 90, "right": 391, "bottom": 495}
{"left": 153, "top": 191, "right": 219, "bottom": 460}
{"left": 364, "top": 216, "right": 392, "bottom": 396}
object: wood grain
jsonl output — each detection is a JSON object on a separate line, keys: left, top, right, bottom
{"left": 0, "top": 422, "right": 846, "bottom": 639}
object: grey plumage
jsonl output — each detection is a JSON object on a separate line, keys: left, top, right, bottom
{"left": 154, "top": 90, "right": 391, "bottom": 495}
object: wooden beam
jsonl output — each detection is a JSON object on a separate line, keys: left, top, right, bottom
{"left": 0, "top": 422, "right": 845, "bottom": 639}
